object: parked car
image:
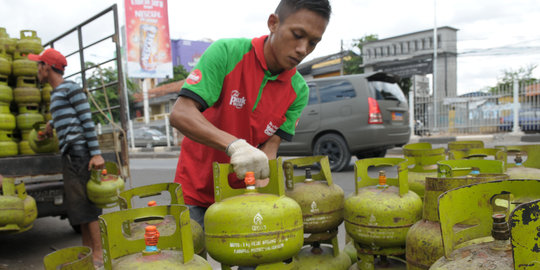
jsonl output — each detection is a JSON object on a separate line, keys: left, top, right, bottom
{"left": 128, "top": 127, "right": 172, "bottom": 148}
{"left": 278, "top": 72, "right": 411, "bottom": 171}
{"left": 499, "top": 109, "right": 540, "bottom": 133}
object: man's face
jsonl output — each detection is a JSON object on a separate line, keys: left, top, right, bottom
{"left": 267, "top": 9, "right": 328, "bottom": 73}
{"left": 36, "top": 61, "right": 49, "bottom": 84}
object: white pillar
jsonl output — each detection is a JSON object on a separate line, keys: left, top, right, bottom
{"left": 128, "top": 119, "right": 135, "bottom": 148}
{"left": 165, "top": 115, "right": 171, "bottom": 147}
{"left": 511, "top": 79, "right": 523, "bottom": 135}
{"left": 143, "top": 78, "right": 150, "bottom": 124}
{"left": 409, "top": 91, "right": 416, "bottom": 138}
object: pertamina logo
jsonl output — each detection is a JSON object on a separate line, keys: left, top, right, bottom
{"left": 264, "top": 121, "right": 279, "bottom": 136}
{"left": 186, "top": 69, "right": 202, "bottom": 85}
{"left": 229, "top": 90, "right": 246, "bottom": 109}
{"left": 252, "top": 212, "right": 267, "bottom": 231}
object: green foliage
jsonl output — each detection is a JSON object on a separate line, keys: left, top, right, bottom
{"left": 343, "top": 34, "right": 378, "bottom": 75}
{"left": 157, "top": 65, "right": 189, "bottom": 86}
{"left": 489, "top": 64, "right": 539, "bottom": 94}
{"left": 85, "top": 62, "right": 137, "bottom": 124}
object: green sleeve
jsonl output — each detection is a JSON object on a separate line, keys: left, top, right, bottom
{"left": 280, "top": 73, "right": 309, "bottom": 136}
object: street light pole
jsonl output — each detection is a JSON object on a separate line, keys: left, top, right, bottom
{"left": 433, "top": 0, "right": 438, "bottom": 132}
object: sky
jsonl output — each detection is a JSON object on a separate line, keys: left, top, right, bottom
{"left": 1, "top": 0, "right": 540, "bottom": 94}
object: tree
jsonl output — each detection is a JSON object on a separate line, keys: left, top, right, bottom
{"left": 343, "top": 34, "right": 378, "bottom": 75}
{"left": 157, "top": 65, "right": 189, "bottom": 86}
{"left": 489, "top": 64, "right": 538, "bottom": 94}
{"left": 84, "top": 62, "right": 138, "bottom": 124}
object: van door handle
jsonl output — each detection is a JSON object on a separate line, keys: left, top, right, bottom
{"left": 308, "top": 110, "right": 318, "bottom": 115}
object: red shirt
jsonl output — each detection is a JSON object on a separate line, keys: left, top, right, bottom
{"left": 175, "top": 36, "right": 309, "bottom": 207}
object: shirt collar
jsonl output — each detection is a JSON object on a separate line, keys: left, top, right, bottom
{"left": 252, "top": 35, "right": 297, "bottom": 81}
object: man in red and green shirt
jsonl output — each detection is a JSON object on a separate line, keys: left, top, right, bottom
{"left": 169, "top": 0, "right": 331, "bottom": 226}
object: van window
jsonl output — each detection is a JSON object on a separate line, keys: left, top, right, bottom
{"left": 307, "top": 83, "right": 319, "bottom": 105}
{"left": 317, "top": 80, "right": 356, "bottom": 104}
{"left": 369, "top": 81, "right": 407, "bottom": 103}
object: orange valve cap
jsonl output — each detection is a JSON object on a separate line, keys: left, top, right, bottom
{"left": 147, "top": 200, "right": 157, "bottom": 207}
{"left": 144, "top": 225, "right": 160, "bottom": 246}
{"left": 377, "top": 170, "right": 388, "bottom": 188}
{"left": 245, "top": 171, "right": 256, "bottom": 186}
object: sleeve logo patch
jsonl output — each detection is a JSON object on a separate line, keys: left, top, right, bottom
{"left": 186, "top": 69, "right": 202, "bottom": 84}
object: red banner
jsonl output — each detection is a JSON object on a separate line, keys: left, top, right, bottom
{"left": 124, "top": 0, "right": 172, "bottom": 78}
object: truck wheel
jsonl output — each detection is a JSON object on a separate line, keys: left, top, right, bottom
{"left": 314, "top": 134, "right": 351, "bottom": 172}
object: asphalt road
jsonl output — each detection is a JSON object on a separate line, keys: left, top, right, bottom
{"left": 0, "top": 157, "right": 395, "bottom": 270}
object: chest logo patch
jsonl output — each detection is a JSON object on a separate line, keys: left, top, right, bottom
{"left": 264, "top": 121, "right": 279, "bottom": 136}
{"left": 186, "top": 69, "right": 202, "bottom": 85}
{"left": 229, "top": 90, "right": 246, "bottom": 109}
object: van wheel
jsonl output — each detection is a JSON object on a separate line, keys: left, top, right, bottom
{"left": 356, "top": 149, "right": 387, "bottom": 159}
{"left": 314, "top": 134, "right": 351, "bottom": 172}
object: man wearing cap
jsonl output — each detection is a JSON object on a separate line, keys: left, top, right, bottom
{"left": 28, "top": 48, "right": 105, "bottom": 265}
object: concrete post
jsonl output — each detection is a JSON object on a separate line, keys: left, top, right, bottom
{"left": 165, "top": 115, "right": 171, "bottom": 147}
{"left": 511, "top": 79, "right": 523, "bottom": 135}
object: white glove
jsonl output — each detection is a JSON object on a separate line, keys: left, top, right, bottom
{"left": 226, "top": 139, "right": 269, "bottom": 179}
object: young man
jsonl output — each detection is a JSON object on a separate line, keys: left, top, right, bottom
{"left": 169, "top": 0, "right": 331, "bottom": 226}
{"left": 28, "top": 48, "right": 105, "bottom": 265}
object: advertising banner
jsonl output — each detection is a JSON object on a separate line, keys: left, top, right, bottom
{"left": 124, "top": 0, "right": 172, "bottom": 78}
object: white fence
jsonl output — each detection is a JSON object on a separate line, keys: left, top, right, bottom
{"left": 411, "top": 80, "right": 540, "bottom": 135}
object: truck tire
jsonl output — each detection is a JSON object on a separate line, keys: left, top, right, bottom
{"left": 313, "top": 133, "right": 351, "bottom": 172}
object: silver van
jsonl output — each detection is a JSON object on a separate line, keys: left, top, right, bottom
{"left": 278, "top": 72, "right": 411, "bottom": 171}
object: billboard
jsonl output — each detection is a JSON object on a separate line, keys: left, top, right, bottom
{"left": 124, "top": 0, "right": 172, "bottom": 78}
{"left": 171, "top": 39, "right": 212, "bottom": 72}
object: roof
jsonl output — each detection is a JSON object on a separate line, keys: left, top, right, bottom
{"left": 133, "top": 80, "right": 184, "bottom": 102}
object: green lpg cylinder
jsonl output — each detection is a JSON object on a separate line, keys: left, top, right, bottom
{"left": 0, "top": 48, "right": 11, "bottom": 76}
{"left": 294, "top": 239, "right": 351, "bottom": 270}
{"left": 16, "top": 104, "right": 44, "bottom": 131}
{"left": 402, "top": 143, "right": 446, "bottom": 199}
{"left": 41, "top": 83, "right": 52, "bottom": 103}
{"left": 405, "top": 173, "right": 509, "bottom": 270}
{"left": 12, "top": 51, "right": 37, "bottom": 77}
{"left": 447, "top": 147, "right": 505, "bottom": 161}
{"left": 43, "top": 246, "right": 95, "bottom": 270}
{"left": 446, "top": 140, "right": 484, "bottom": 152}
{"left": 431, "top": 216, "right": 519, "bottom": 269}
{"left": 87, "top": 162, "right": 125, "bottom": 208}
{"left": 16, "top": 30, "right": 43, "bottom": 55}
{"left": 429, "top": 180, "right": 540, "bottom": 270}
{"left": 205, "top": 158, "right": 303, "bottom": 269}
{"left": 14, "top": 76, "right": 41, "bottom": 104}
{"left": 284, "top": 156, "right": 344, "bottom": 234}
{"left": 0, "top": 75, "right": 12, "bottom": 105}
{"left": 436, "top": 159, "right": 505, "bottom": 178}
{"left": 0, "top": 111, "right": 15, "bottom": 130}
{"left": 498, "top": 145, "right": 540, "bottom": 179}
{"left": 349, "top": 256, "right": 407, "bottom": 270}
{"left": 0, "top": 177, "right": 25, "bottom": 232}
{"left": 117, "top": 182, "right": 206, "bottom": 257}
{"left": 0, "top": 28, "right": 17, "bottom": 54}
{"left": 345, "top": 158, "right": 422, "bottom": 249}
{"left": 13, "top": 181, "right": 37, "bottom": 233}
{"left": 97, "top": 205, "right": 212, "bottom": 269}
{"left": 28, "top": 122, "right": 59, "bottom": 153}
{"left": 509, "top": 199, "right": 540, "bottom": 268}
{"left": 0, "top": 130, "right": 18, "bottom": 157}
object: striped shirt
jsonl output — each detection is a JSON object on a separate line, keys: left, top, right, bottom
{"left": 49, "top": 80, "right": 101, "bottom": 157}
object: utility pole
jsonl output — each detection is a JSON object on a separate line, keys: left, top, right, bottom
{"left": 340, "top": 39, "right": 344, "bottom": 76}
{"left": 432, "top": 0, "right": 438, "bottom": 132}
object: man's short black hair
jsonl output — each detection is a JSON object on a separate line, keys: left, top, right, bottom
{"left": 275, "top": 0, "right": 331, "bottom": 22}
{"left": 51, "top": 66, "right": 64, "bottom": 75}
